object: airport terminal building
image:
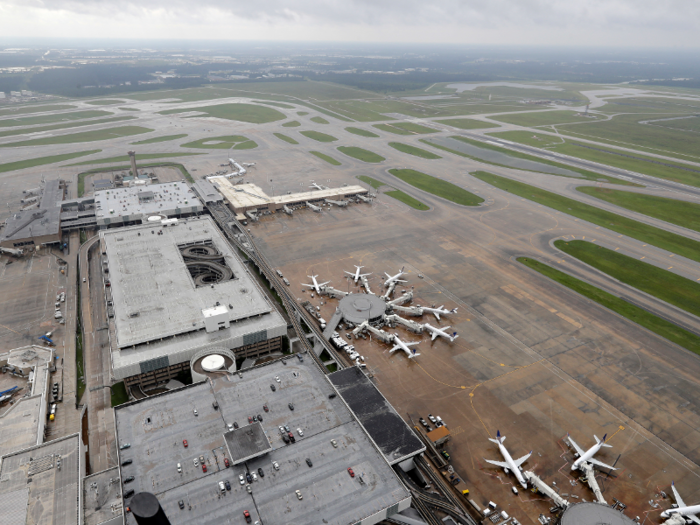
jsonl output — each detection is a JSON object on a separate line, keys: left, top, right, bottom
{"left": 100, "top": 216, "right": 287, "bottom": 390}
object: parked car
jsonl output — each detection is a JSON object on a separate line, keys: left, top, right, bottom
{"left": 257, "top": 414, "right": 263, "bottom": 422}
{"left": 270, "top": 384, "right": 276, "bottom": 392}
{"left": 202, "top": 464, "right": 207, "bottom": 473}
{"left": 244, "top": 510, "right": 252, "bottom": 523}
{"left": 246, "top": 472, "right": 252, "bottom": 483}
{"left": 295, "top": 489, "right": 303, "bottom": 500}
{"left": 177, "top": 463, "right": 182, "bottom": 473}
{"left": 199, "top": 455, "right": 205, "bottom": 464}
{"left": 124, "top": 489, "right": 134, "bottom": 498}
{"left": 233, "top": 421, "right": 239, "bottom": 429}
{"left": 178, "top": 500, "right": 185, "bottom": 509}
{"left": 251, "top": 472, "right": 257, "bottom": 482}
{"left": 347, "top": 468, "right": 355, "bottom": 477}
{"left": 119, "top": 443, "right": 131, "bottom": 450}
{"left": 288, "top": 403, "right": 294, "bottom": 411}
{"left": 193, "top": 408, "right": 198, "bottom": 416}
{"left": 224, "top": 458, "right": 230, "bottom": 468}
{"left": 306, "top": 458, "right": 313, "bottom": 467}
{"left": 272, "top": 461, "right": 280, "bottom": 470}
{"left": 246, "top": 485, "right": 252, "bottom": 494}
{"left": 225, "top": 480, "right": 231, "bottom": 491}
{"left": 193, "top": 458, "right": 198, "bottom": 467}
{"left": 441, "top": 450, "right": 451, "bottom": 460}
{"left": 330, "top": 439, "right": 338, "bottom": 448}
{"left": 263, "top": 405, "right": 269, "bottom": 412}
{"left": 279, "top": 426, "right": 285, "bottom": 434}
{"left": 297, "top": 428, "right": 304, "bottom": 437}
{"left": 248, "top": 416, "right": 253, "bottom": 424}
{"left": 182, "top": 439, "right": 188, "bottom": 448}
{"left": 258, "top": 467, "right": 265, "bottom": 478}
{"left": 123, "top": 476, "right": 135, "bottom": 484}
{"left": 428, "top": 414, "right": 437, "bottom": 424}
{"left": 284, "top": 425, "right": 290, "bottom": 432}
{"left": 239, "top": 474, "right": 245, "bottom": 485}
{"left": 275, "top": 376, "right": 281, "bottom": 383}
{"left": 121, "top": 459, "right": 132, "bottom": 466}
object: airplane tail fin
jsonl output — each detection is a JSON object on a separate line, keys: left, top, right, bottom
{"left": 489, "top": 430, "right": 505, "bottom": 444}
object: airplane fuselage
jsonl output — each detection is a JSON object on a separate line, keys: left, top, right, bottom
{"left": 497, "top": 442, "right": 529, "bottom": 488}
{"left": 662, "top": 505, "right": 700, "bottom": 519}
{"left": 572, "top": 443, "right": 603, "bottom": 470}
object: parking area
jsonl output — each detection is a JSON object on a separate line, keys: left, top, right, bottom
{"left": 114, "top": 354, "right": 410, "bottom": 525}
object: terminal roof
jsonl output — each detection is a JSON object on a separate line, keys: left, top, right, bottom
{"left": 329, "top": 366, "right": 425, "bottom": 465}
{"left": 224, "top": 422, "right": 272, "bottom": 465}
{"left": 94, "top": 181, "right": 198, "bottom": 222}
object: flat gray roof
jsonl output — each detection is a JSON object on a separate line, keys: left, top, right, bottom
{"left": 192, "top": 179, "right": 223, "bottom": 204}
{"left": 0, "top": 207, "right": 60, "bottom": 243}
{"left": 224, "top": 422, "right": 272, "bottom": 465}
{"left": 114, "top": 356, "right": 411, "bottom": 525}
{"left": 83, "top": 467, "right": 123, "bottom": 525}
{"left": 0, "top": 434, "right": 83, "bottom": 525}
{"left": 102, "top": 216, "right": 275, "bottom": 348}
{"left": 94, "top": 181, "right": 202, "bottom": 223}
{"left": 39, "top": 179, "right": 63, "bottom": 209}
{"left": 329, "top": 367, "right": 426, "bottom": 465}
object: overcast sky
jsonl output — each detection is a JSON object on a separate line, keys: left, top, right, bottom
{"left": 0, "top": 0, "right": 698, "bottom": 48}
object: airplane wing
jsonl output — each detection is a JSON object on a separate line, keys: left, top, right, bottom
{"left": 389, "top": 344, "right": 401, "bottom": 354}
{"left": 484, "top": 459, "right": 509, "bottom": 469}
{"left": 672, "top": 482, "right": 687, "bottom": 508}
{"left": 588, "top": 457, "right": 617, "bottom": 471}
{"left": 513, "top": 452, "right": 532, "bottom": 468}
{"left": 567, "top": 435, "right": 586, "bottom": 457}
{"left": 432, "top": 312, "right": 441, "bottom": 321}
{"left": 301, "top": 283, "right": 314, "bottom": 288}
{"left": 688, "top": 515, "right": 700, "bottom": 525}
{"left": 319, "top": 281, "right": 330, "bottom": 286}
{"left": 344, "top": 271, "right": 355, "bottom": 276}
{"left": 430, "top": 332, "right": 438, "bottom": 341}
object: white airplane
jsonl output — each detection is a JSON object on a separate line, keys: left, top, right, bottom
{"left": 661, "top": 482, "right": 700, "bottom": 523}
{"left": 310, "top": 182, "right": 327, "bottom": 191}
{"left": 384, "top": 266, "right": 407, "bottom": 288}
{"left": 305, "top": 201, "right": 322, "bottom": 213}
{"left": 345, "top": 265, "right": 371, "bottom": 283}
{"left": 424, "top": 324, "right": 458, "bottom": 342}
{"left": 422, "top": 305, "right": 457, "bottom": 321}
{"left": 567, "top": 433, "right": 616, "bottom": 471}
{"left": 302, "top": 274, "right": 330, "bottom": 294}
{"left": 484, "top": 430, "right": 532, "bottom": 489}
{"left": 389, "top": 335, "right": 420, "bottom": 359}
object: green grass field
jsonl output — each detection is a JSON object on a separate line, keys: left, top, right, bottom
{"left": 384, "top": 190, "right": 429, "bottom": 210}
{"left": 0, "top": 150, "right": 101, "bottom": 173}
{"left": 388, "top": 168, "right": 483, "bottom": 206}
{"left": 160, "top": 103, "right": 285, "bottom": 123}
{"left": 555, "top": 240, "right": 700, "bottom": 318}
{"left": 518, "top": 257, "right": 700, "bottom": 355}
{"left": 66, "top": 152, "right": 203, "bottom": 166}
{"left": 110, "top": 382, "right": 130, "bottom": 407}
{"left": 337, "top": 146, "right": 385, "bottom": 163}
{"left": 490, "top": 110, "right": 604, "bottom": 127}
{"left": 557, "top": 113, "right": 700, "bottom": 160}
{"left": 282, "top": 120, "right": 301, "bottom": 127}
{"left": 357, "top": 175, "right": 385, "bottom": 189}
{"left": 435, "top": 118, "right": 500, "bottom": 130}
{"left": 297, "top": 111, "right": 309, "bottom": 116}
{"left": 373, "top": 122, "right": 438, "bottom": 135}
{"left": 131, "top": 134, "right": 187, "bottom": 144}
{"left": 0, "top": 104, "right": 76, "bottom": 117}
{"left": 0, "top": 126, "right": 153, "bottom": 147}
{"left": 119, "top": 107, "right": 140, "bottom": 111}
{"left": 300, "top": 130, "right": 338, "bottom": 142}
{"left": 180, "top": 135, "right": 254, "bottom": 149}
{"left": 274, "top": 133, "right": 299, "bottom": 145}
{"left": 472, "top": 171, "right": 700, "bottom": 263}
{"left": 345, "top": 127, "right": 379, "bottom": 138}
{"left": 0, "top": 110, "right": 113, "bottom": 128}
{"left": 252, "top": 100, "right": 295, "bottom": 109}
{"left": 443, "top": 136, "right": 635, "bottom": 185}
{"left": 310, "top": 116, "right": 329, "bottom": 124}
{"left": 85, "top": 99, "right": 125, "bottom": 105}
{"left": 310, "top": 151, "right": 341, "bottom": 165}
{"left": 489, "top": 130, "right": 700, "bottom": 187}
{"left": 388, "top": 142, "right": 442, "bottom": 159}
{"left": 0, "top": 115, "right": 137, "bottom": 139}
{"left": 577, "top": 187, "right": 700, "bottom": 232}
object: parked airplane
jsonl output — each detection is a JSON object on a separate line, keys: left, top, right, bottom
{"left": 388, "top": 335, "right": 420, "bottom": 359}
{"left": 345, "top": 265, "right": 371, "bottom": 283}
{"left": 384, "top": 266, "right": 407, "bottom": 288}
{"left": 661, "top": 482, "right": 700, "bottom": 523}
{"left": 422, "top": 305, "right": 457, "bottom": 321}
{"left": 567, "top": 433, "right": 616, "bottom": 471}
{"left": 484, "top": 431, "right": 532, "bottom": 489}
{"left": 305, "top": 201, "right": 322, "bottom": 213}
{"left": 310, "top": 182, "right": 327, "bottom": 191}
{"left": 424, "top": 324, "right": 458, "bottom": 342}
{"left": 302, "top": 274, "right": 330, "bottom": 294}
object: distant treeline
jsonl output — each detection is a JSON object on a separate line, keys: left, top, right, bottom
{"left": 639, "top": 79, "right": 700, "bottom": 90}
{"left": 0, "top": 74, "right": 26, "bottom": 93}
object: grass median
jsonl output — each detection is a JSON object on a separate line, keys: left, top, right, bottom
{"left": 0, "top": 126, "right": 153, "bottom": 147}
{"left": 274, "top": 133, "right": 299, "bottom": 145}
{"left": 388, "top": 168, "right": 483, "bottom": 206}
{"left": 311, "top": 116, "right": 329, "bottom": 124}
{"left": 472, "top": 170, "right": 700, "bottom": 263}
{"left": 518, "top": 257, "right": 700, "bottom": 356}
{"left": 374, "top": 122, "right": 438, "bottom": 135}
{"left": 131, "top": 134, "right": 187, "bottom": 144}
{"left": 357, "top": 175, "right": 385, "bottom": 189}
{"left": 345, "top": 127, "right": 379, "bottom": 138}
{"left": 554, "top": 240, "right": 700, "bottom": 318}
{"left": 310, "top": 151, "right": 341, "bottom": 165}
{"left": 282, "top": 120, "right": 301, "bottom": 127}
{"left": 385, "top": 190, "right": 429, "bottom": 210}
{"left": 181, "top": 135, "right": 255, "bottom": 149}
{"left": 388, "top": 142, "right": 442, "bottom": 159}
{"left": 337, "top": 146, "right": 384, "bottom": 163}
{"left": 160, "top": 103, "right": 285, "bottom": 123}
{"left": 577, "top": 187, "right": 700, "bottom": 233}
{"left": 300, "top": 130, "right": 337, "bottom": 142}
{"left": 0, "top": 150, "right": 101, "bottom": 173}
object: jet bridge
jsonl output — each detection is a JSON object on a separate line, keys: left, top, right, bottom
{"left": 391, "top": 304, "right": 424, "bottom": 317}
{"left": 523, "top": 471, "right": 570, "bottom": 510}
{"left": 387, "top": 291, "right": 413, "bottom": 306}
{"left": 580, "top": 462, "right": 607, "bottom": 505}
{"left": 384, "top": 314, "right": 424, "bottom": 334}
